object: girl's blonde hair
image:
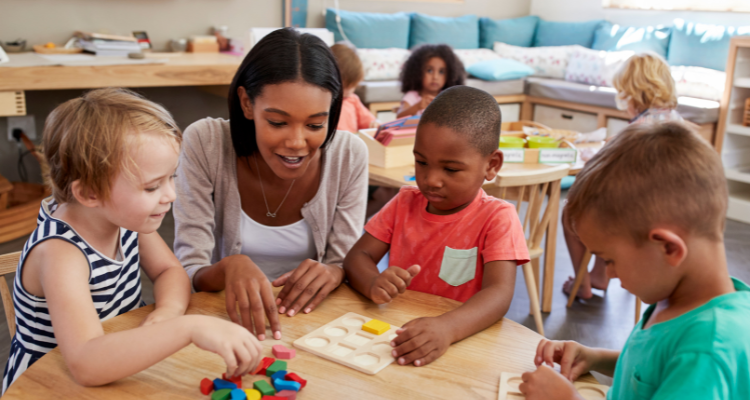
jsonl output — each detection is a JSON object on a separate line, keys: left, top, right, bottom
{"left": 612, "top": 52, "right": 677, "bottom": 112}
{"left": 43, "top": 88, "right": 181, "bottom": 204}
{"left": 331, "top": 43, "right": 364, "bottom": 90}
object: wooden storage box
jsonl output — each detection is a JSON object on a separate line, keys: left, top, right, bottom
{"left": 357, "top": 129, "right": 415, "bottom": 169}
{"left": 0, "top": 180, "right": 49, "bottom": 244}
{"left": 187, "top": 41, "right": 219, "bottom": 53}
{"left": 744, "top": 98, "right": 750, "bottom": 127}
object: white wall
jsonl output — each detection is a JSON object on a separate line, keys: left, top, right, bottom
{"left": 530, "top": 0, "right": 750, "bottom": 26}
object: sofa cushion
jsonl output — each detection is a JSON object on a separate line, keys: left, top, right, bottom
{"left": 668, "top": 19, "right": 750, "bottom": 72}
{"left": 409, "top": 14, "right": 479, "bottom": 49}
{"left": 479, "top": 16, "right": 539, "bottom": 48}
{"left": 357, "top": 48, "right": 411, "bottom": 81}
{"left": 468, "top": 59, "right": 535, "bottom": 81}
{"left": 355, "top": 78, "right": 525, "bottom": 104}
{"left": 671, "top": 66, "right": 726, "bottom": 102}
{"left": 494, "top": 42, "right": 579, "bottom": 79}
{"left": 526, "top": 77, "right": 720, "bottom": 124}
{"left": 592, "top": 22, "right": 671, "bottom": 58}
{"left": 565, "top": 47, "right": 634, "bottom": 87}
{"left": 533, "top": 19, "right": 604, "bottom": 48}
{"left": 453, "top": 49, "right": 501, "bottom": 68}
{"left": 325, "top": 9, "right": 411, "bottom": 49}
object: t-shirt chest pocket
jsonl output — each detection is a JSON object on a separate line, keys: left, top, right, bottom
{"left": 439, "top": 246, "right": 478, "bottom": 287}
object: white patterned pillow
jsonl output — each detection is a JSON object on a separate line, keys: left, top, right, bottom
{"left": 671, "top": 66, "right": 725, "bottom": 102}
{"left": 453, "top": 49, "right": 501, "bottom": 69}
{"left": 493, "top": 42, "right": 579, "bottom": 79}
{"left": 357, "top": 48, "right": 411, "bottom": 81}
{"left": 565, "top": 47, "right": 634, "bottom": 87}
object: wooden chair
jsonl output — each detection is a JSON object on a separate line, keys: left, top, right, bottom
{"left": 566, "top": 249, "right": 643, "bottom": 324}
{"left": 486, "top": 164, "right": 570, "bottom": 336}
{"left": 0, "top": 251, "right": 20, "bottom": 337}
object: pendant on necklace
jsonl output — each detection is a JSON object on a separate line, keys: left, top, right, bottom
{"left": 266, "top": 212, "right": 276, "bottom": 218}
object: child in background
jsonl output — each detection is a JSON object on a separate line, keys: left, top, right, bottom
{"left": 2, "top": 88, "right": 262, "bottom": 393}
{"left": 345, "top": 86, "right": 529, "bottom": 367}
{"left": 330, "top": 43, "right": 379, "bottom": 133}
{"left": 563, "top": 52, "right": 683, "bottom": 300}
{"left": 521, "top": 122, "right": 750, "bottom": 400}
{"left": 396, "top": 44, "right": 466, "bottom": 118}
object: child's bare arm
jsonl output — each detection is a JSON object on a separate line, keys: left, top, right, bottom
{"left": 391, "top": 260, "right": 516, "bottom": 366}
{"left": 37, "top": 240, "right": 261, "bottom": 386}
{"left": 137, "top": 231, "right": 191, "bottom": 326}
{"left": 396, "top": 101, "right": 424, "bottom": 118}
{"left": 343, "top": 232, "right": 389, "bottom": 298}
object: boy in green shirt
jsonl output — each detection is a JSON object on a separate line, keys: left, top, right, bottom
{"left": 519, "top": 122, "right": 750, "bottom": 400}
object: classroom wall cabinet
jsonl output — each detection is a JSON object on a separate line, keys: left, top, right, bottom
{"left": 533, "top": 105, "right": 599, "bottom": 133}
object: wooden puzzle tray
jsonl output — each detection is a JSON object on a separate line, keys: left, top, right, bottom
{"left": 498, "top": 372, "right": 609, "bottom": 400}
{"left": 293, "top": 312, "right": 400, "bottom": 375}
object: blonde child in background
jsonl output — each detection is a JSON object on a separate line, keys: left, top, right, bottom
{"left": 330, "top": 43, "right": 379, "bottom": 133}
{"left": 396, "top": 44, "right": 466, "bottom": 118}
{"left": 563, "top": 52, "right": 684, "bottom": 301}
{"left": 521, "top": 122, "right": 750, "bottom": 400}
{"left": 2, "top": 88, "right": 262, "bottom": 393}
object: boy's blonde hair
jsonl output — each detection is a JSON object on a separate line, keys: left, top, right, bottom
{"left": 566, "top": 122, "right": 727, "bottom": 243}
{"left": 330, "top": 43, "right": 364, "bottom": 90}
{"left": 612, "top": 52, "right": 677, "bottom": 112}
{"left": 43, "top": 88, "right": 181, "bottom": 204}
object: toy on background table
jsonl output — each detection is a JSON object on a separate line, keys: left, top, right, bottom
{"left": 212, "top": 388, "right": 232, "bottom": 400}
{"left": 293, "top": 312, "right": 400, "bottom": 375}
{"left": 373, "top": 115, "right": 421, "bottom": 146}
{"left": 498, "top": 372, "right": 609, "bottom": 400}
{"left": 223, "top": 372, "right": 243, "bottom": 388}
{"left": 254, "top": 380, "right": 276, "bottom": 396}
{"left": 273, "top": 379, "right": 301, "bottom": 392}
{"left": 214, "top": 378, "right": 238, "bottom": 390}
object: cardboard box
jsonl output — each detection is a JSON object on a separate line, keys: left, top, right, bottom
{"left": 499, "top": 133, "right": 578, "bottom": 164}
{"left": 357, "top": 129, "right": 415, "bottom": 169}
{"left": 187, "top": 41, "right": 219, "bottom": 53}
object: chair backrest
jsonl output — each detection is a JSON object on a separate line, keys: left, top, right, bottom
{"left": 0, "top": 251, "right": 20, "bottom": 337}
{"left": 488, "top": 164, "right": 569, "bottom": 252}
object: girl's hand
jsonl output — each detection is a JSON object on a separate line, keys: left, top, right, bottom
{"left": 535, "top": 339, "right": 595, "bottom": 381}
{"left": 272, "top": 259, "right": 344, "bottom": 317}
{"left": 190, "top": 315, "right": 264, "bottom": 378}
{"left": 391, "top": 316, "right": 451, "bottom": 367}
{"left": 520, "top": 365, "right": 581, "bottom": 400}
{"left": 369, "top": 120, "right": 381, "bottom": 129}
{"left": 139, "top": 305, "right": 184, "bottom": 327}
{"left": 223, "top": 255, "right": 281, "bottom": 340}
{"left": 419, "top": 94, "right": 436, "bottom": 110}
{"left": 369, "top": 265, "right": 420, "bottom": 304}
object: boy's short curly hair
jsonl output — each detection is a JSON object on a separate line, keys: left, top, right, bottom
{"left": 565, "top": 121, "right": 727, "bottom": 244}
{"left": 400, "top": 44, "right": 466, "bottom": 94}
{"left": 613, "top": 52, "right": 677, "bottom": 112}
{"left": 43, "top": 88, "right": 181, "bottom": 204}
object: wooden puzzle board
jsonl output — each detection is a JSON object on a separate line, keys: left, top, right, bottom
{"left": 293, "top": 312, "right": 400, "bottom": 375}
{"left": 498, "top": 372, "right": 609, "bottom": 400}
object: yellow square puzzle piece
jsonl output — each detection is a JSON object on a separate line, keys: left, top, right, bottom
{"left": 362, "top": 319, "right": 390, "bottom": 335}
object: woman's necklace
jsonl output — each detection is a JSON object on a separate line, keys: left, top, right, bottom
{"left": 253, "top": 154, "right": 296, "bottom": 218}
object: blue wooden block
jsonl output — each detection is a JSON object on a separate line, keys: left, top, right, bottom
{"left": 213, "top": 378, "right": 238, "bottom": 391}
{"left": 273, "top": 379, "right": 301, "bottom": 392}
{"left": 230, "top": 388, "right": 247, "bottom": 400}
{"left": 271, "top": 370, "right": 287, "bottom": 382}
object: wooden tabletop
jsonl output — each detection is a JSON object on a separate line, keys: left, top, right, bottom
{"left": 2, "top": 285, "right": 595, "bottom": 399}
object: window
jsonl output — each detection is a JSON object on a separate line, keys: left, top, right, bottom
{"left": 603, "top": 0, "right": 750, "bottom": 12}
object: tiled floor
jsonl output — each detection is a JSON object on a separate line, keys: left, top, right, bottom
{"left": 1, "top": 193, "right": 749, "bottom": 384}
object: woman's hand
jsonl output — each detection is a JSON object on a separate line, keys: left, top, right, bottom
{"left": 223, "top": 255, "right": 281, "bottom": 340}
{"left": 272, "top": 259, "right": 344, "bottom": 317}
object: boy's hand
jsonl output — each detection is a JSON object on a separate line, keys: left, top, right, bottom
{"left": 391, "top": 316, "right": 451, "bottom": 367}
{"left": 520, "top": 365, "right": 581, "bottom": 400}
{"left": 535, "top": 339, "right": 595, "bottom": 381}
{"left": 190, "top": 316, "right": 263, "bottom": 378}
{"left": 139, "top": 305, "right": 184, "bottom": 327}
{"left": 369, "top": 265, "right": 420, "bottom": 304}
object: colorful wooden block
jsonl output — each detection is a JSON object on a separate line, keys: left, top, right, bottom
{"left": 270, "top": 370, "right": 287, "bottom": 382}
{"left": 214, "top": 378, "right": 238, "bottom": 391}
{"left": 223, "top": 373, "right": 242, "bottom": 388}
{"left": 362, "top": 319, "right": 390, "bottom": 335}
{"left": 275, "top": 390, "right": 297, "bottom": 400}
{"left": 253, "top": 380, "right": 275, "bottom": 396}
{"left": 243, "top": 389, "right": 262, "bottom": 400}
{"left": 273, "top": 379, "right": 301, "bottom": 392}
{"left": 272, "top": 344, "right": 296, "bottom": 359}
{"left": 265, "top": 360, "right": 287, "bottom": 377}
{"left": 201, "top": 377, "right": 214, "bottom": 395}
{"left": 254, "top": 357, "right": 276, "bottom": 375}
{"left": 230, "top": 388, "right": 247, "bottom": 400}
{"left": 284, "top": 373, "right": 307, "bottom": 389}
{"left": 260, "top": 397, "right": 285, "bottom": 400}
{"left": 212, "top": 388, "right": 232, "bottom": 400}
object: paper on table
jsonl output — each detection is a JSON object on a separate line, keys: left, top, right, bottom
{"left": 38, "top": 54, "right": 168, "bottom": 66}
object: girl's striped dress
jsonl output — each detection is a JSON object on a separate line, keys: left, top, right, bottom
{"left": 2, "top": 198, "right": 143, "bottom": 393}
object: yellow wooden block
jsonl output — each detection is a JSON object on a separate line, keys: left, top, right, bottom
{"left": 244, "top": 388, "right": 261, "bottom": 400}
{"left": 362, "top": 319, "right": 390, "bottom": 335}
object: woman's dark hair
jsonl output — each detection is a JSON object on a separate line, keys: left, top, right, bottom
{"left": 400, "top": 44, "right": 466, "bottom": 94}
{"left": 228, "top": 28, "right": 343, "bottom": 157}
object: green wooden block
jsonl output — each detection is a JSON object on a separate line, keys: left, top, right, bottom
{"left": 212, "top": 388, "right": 232, "bottom": 400}
{"left": 265, "top": 360, "right": 287, "bottom": 377}
{"left": 253, "top": 380, "right": 275, "bottom": 396}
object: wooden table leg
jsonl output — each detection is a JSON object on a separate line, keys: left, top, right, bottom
{"left": 542, "top": 180, "right": 561, "bottom": 313}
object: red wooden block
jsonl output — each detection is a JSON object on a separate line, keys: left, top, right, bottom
{"left": 276, "top": 390, "right": 297, "bottom": 400}
{"left": 271, "top": 344, "right": 296, "bottom": 359}
{"left": 200, "top": 377, "right": 214, "bottom": 395}
{"left": 284, "top": 373, "right": 307, "bottom": 389}
{"left": 261, "top": 397, "right": 286, "bottom": 400}
{"left": 222, "top": 373, "right": 242, "bottom": 388}
{"left": 254, "top": 357, "right": 276, "bottom": 375}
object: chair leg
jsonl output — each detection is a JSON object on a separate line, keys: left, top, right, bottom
{"left": 522, "top": 262, "right": 545, "bottom": 336}
{"left": 529, "top": 258, "right": 540, "bottom": 316}
{"left": 635, "top": 297, "right": 642, "bottom": 325}
{"left": 566, "top": 250, "right": 593, "bottom": 308}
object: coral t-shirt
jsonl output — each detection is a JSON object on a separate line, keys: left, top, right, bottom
{"left": 365, "top": 186, "right": 530, "bottom": 302}
{"left": 337, "top": 93, "right": 376, "bottom": 133}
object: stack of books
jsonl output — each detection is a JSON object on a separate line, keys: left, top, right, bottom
{"left": 74, "top": 31, "right": 141, "bottom": 56}
{"left": 374, "top": 115, "right": 420, "bottom": 146}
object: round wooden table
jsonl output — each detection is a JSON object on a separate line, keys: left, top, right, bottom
{"left": 3, "top": 285, "right": 592, "bottom": 399}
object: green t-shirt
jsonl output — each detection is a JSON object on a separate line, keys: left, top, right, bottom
{"left": 608, "top": 277, "right": 750, "bottom": 400}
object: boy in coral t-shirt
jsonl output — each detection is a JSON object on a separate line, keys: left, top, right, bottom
{"left": 344, "top": 86, "right": 529, "bottom": 368}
